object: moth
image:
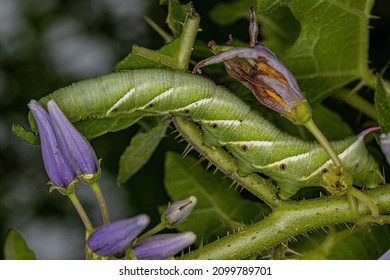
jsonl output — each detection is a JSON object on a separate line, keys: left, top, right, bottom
{"left": 27, "top": 68, "right": 379, "bottom": 199}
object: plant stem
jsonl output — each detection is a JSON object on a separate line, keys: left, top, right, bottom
{"left": 176, "top": 12, "right": 201, "bottom": 71}
{"left": 136, "top": 223, "right": 165, "bottom": 243}
{"left": 304, "top": 117, "right": 380, "bottom": 218}
{"left": 179, "top": 187, "right": 390, "bottom": 259}
{"left": 132, "top": 12, "right": 200, "bottom": 71}
{"left": 347, "top": 187, "right": 380, "bottom": 218}
{"left": 338, "top": 92, "right": 378, "bottom": 120}
{"left": 304, "top": 118, "right": 343, "bottom": 169}
{"left": 346, "top": 193, "right": 359, "bottom": 220}
{"left": 173, "top": 117, "right": 281, "bottom": 208}
{"left": 90, "top": 182, "right": 110, "bottom": 224}
{"left": 143, "top": 16, "right": 173, "bottom": 43}
{"left": 68, "top": 192, "right": 93, "bottom": 231}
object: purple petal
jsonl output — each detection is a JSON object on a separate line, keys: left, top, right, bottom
{"left": 379, "top": 248, "right": 390, "bottom": 260}
{"left": 28, "top": 100, "right": 75, "bottom": 187}
{"left": 358, "top": 127, "right": 381, "bottom": 138}
{"left": 47, "top": 100, "right": 98, "bottom": 175}
{"left": 163, "top": 196, "right": 197, "bottom": 228}
{"left": 380, "top": 133, "right": 390, "bottom": 165}
{"left": 133, "top": 232, "right": 196, "bottom": 260}
{"left": 88, "top": 214, "right": 150, "bottom": 256}
{"left": 253, "top": 44, "right": 301, "bottom": 93}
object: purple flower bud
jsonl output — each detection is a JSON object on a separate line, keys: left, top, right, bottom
{"left": 380, "top": 132, "right": 390, "bottom": 165}
{"left": 28, "top": 100, "right": 76, "bottom": 188}
{"left": 380, "top": 248, "right": 390, "bottom": 260}
{"left": 88, "top": 214, "right": 150, "bottom": 256}
{"left": 192, "top": 7, "right": 312, "bottom": 125}
{"left": 47, "top": 100, "right": 99, "bottom": 182}
{"left": 162, "top": 196, "right": 197, "bottom": 228}
{"left": 132, "top": 232, "right": 196, "bottom": 260}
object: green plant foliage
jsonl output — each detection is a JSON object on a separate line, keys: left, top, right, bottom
{"left": 311, "top": 104, "right": 354, "bottom": 140}
{"left": 164, "top": 152, "right": 271, "bottom": 243}
{"left": 118, "top": 119, "right": 170, "bottom": 185}
{"left": 114, "top": 0, "right": 195, "bottom": 72}
{"left": 266, "top": 0, "right": 374, "bottom": 101}
{"left": 274, "top": 104, "right": 354, "bottom": 140}
{"left": 11, "top": 124, "right": 40, "bottom": 145}
{"left": 210, "top": 0, "right": 375, "bottom": 102}
{"left": 290, "top": 225, "right": 390, "bottom": 259}
{"left": 3, "top": 229, "right": 36, "bottom": 260}
{"left": 8, "top": 0, "right": 390, "bottom": 260}
{"left": 113, "top": 37, "right": 185, "bottom": 71}
{"left": 210, "top": 1, "right": 300, "bottom": 54}
{"left": 160, "top": 0, "right": 193, "bottom": 37}
{"left": 375, "top": 76, "right": 390, "bottom": 130}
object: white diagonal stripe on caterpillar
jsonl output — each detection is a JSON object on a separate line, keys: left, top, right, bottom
{"left": 106, "top": 88, "right": 136, "bottom": 115}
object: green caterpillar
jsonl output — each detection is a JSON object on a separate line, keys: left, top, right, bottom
{"left": 29, "top": 68, "right": 379, "bottom": 199}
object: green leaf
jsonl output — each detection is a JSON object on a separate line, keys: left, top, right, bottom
{"left": 375, "top": 76, "right": 390, "bottom": 131}
{"left": 311, "top": 104, "right": 354, "bottom": 140}
{"left": 3, "top": 229, "right": 36, "bottom": 260}
{"left": 160, "top": 0, "right": 193, "bottom": 37}
{"left": 164, "top": 151, "right": 271, "bottom": 243}
{"left": 113, "top": 37, "right": 184, "bottom": 71}
{"left": 264, "top": 103, "right": 353, "bottom": 141}
{"left": 117, "top": 119, "right": 170, "bottom": 185}
{"left": 115, "top": 0, "right": 193, "bottom": 71}
{"left": 210, "top": 0, "right": 300, "bottom": 54}
{"left": 256, "top": 0, "right": 375, "bottom": 101}
{"left": 73, "top": 115, "right": 142, "bottom": 141}
{"left": 12, "top": 124, "right": 40, "bottom": 145}
{"left": 290, "top": 225, "right": 390, "bottom": 260}
{"left": 113, "top": 7, "right": 199, "bottom": 72}
{"left": 210, "top": 0, "right": 376, "bottom": 102}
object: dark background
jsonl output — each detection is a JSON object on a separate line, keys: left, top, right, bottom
{"left": 0, "top": 0, "right": 389, "bottom": 259}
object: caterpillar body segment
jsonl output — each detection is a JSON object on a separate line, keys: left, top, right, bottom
{"left": 32, "top": 69, "right": 379, "bottom": 198}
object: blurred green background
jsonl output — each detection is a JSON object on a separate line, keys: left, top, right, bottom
{"left": 0, "top": 0, "right": 389, "bottom": 259}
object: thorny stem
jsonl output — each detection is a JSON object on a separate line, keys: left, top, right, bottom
{"left": 173, "top": 117, "right": 281, "bottom": 208}
{"left": 303, "top": 118, "right": 380, "bottom": 217}
{"left": 356, "top": 214, "right": 390, "bottom": 226}
{"left": 179, "top": 187, "right": 390, "bottom": 260}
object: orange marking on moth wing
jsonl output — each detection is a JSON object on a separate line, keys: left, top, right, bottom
{"left": 255, "top": 86, "right": 290, "bottom": 109}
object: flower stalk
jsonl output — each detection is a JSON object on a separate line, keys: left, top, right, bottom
{"left": 68, "top": 192, "right": 93, "bottom": 231}
{"left": 90, "top": 182, "right": 110, "bottom": 224}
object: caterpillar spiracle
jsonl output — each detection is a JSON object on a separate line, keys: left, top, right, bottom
{"left": 30, "top": 68, "right": 379, "bottom": 199}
